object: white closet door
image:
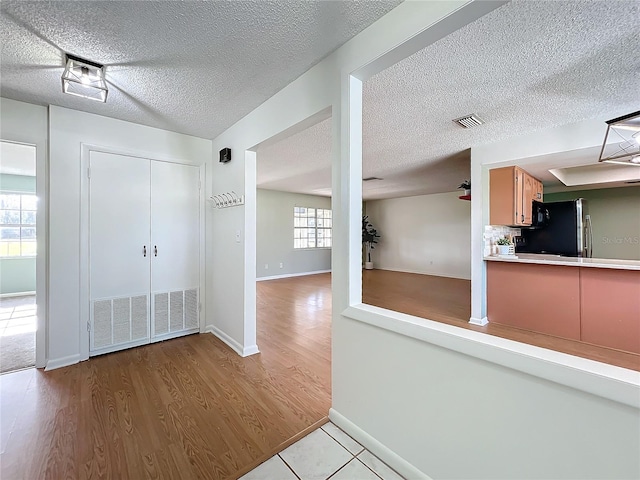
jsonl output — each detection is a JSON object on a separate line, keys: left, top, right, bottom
{"left": 89, "top": 151, "right": 151, "bottom": 354}
{"left": 150, "top": 161, "right": 200, "bottom": 340}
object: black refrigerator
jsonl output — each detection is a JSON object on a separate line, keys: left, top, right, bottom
{"left": 517, "top": 199, "right": 593, "bottom": 257}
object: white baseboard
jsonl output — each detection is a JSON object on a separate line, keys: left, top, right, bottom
{"left": 0, "top": 291, "right": 36, "bottom": 298}
{"left": 243, "top": 344, "right": 260, "bottom": 356}
{"left": 469, "top": 316, "right": 489, "bottom": 326}
{"left": 374, "top": 267, "right": 470, "bottom": 281}
{"left": 329, "top": 408, "right": 431, "bottom": 480}
{"left": 205, "top": 325, "right": 260, "bottom": 357}
{"left": 45, "top": 354, "right": 81, "bottom": 371}
{"left": 256, "top": 269, "right": 331, "bottom": 282}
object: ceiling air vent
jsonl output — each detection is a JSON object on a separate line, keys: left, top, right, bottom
{"left": 453, "top": 114, "right": 484, "bottom": 129}
{"left": 363, "top": 177, "right": 382, "bottom": 182}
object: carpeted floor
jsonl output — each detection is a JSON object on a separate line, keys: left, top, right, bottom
{"left": 0, "top": 332, "right": 35, "bottom": 373}
{"left": 0, "top": 296, "right": 36, "bottom": 374}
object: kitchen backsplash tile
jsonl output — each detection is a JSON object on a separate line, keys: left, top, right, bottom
{"left": 484, "top": 225, "right": 521, "bottom": 256}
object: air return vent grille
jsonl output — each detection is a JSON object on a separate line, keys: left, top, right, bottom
{"left": 453, "top": 114, "right": 484, "bottom": 129}
{"left": 91, "top": 294, "right": 149, "bottom": 350}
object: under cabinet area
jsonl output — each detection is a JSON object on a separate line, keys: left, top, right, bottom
{"left": 490, "top": 166, "right": 543, "bottom": 226}
{"left": 486, "top": 261, "right": 581, "bottom": 340}
{"left": 486, "top": 258, "right": 640, "bottom": 354}
{"left": 580, "top": 268, "right": 640, "bottom": 354}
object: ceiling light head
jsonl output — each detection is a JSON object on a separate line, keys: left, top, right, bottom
{"left": 453, "top": 114, "right": 484, "bottom": 129}
{"left": 598, "top": 110, "right": 640, "bottom": 165}
{"left": 62, "top": 53, "right": 108, "bottom": 102}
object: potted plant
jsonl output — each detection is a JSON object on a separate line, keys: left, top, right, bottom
{"left": 496, "top": 236, "right": 513, "bottom": 255}
{"left": 458, "top": 180, "right": 471, "bottom": 196}
{"left": 362, "top": 216, "right": 380, "bottom": 270}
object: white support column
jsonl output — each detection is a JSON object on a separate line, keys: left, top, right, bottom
{"left": 333, "top": 75, "right": 363, "bottom": 315}
{"left": 469, "top": 154, "right": 488, "bottom": 326}
{"left": 243, "top": 150, "right": 259, "bottom": 355}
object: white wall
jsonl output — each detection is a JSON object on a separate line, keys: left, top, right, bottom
{"left": 366, "top": 192, "right": 471, "bottom": 279}
{"left": 48, "top": 105, "right": 211, "bottom": 368}
{"left": 0, "top": 98, "right": 48, "bottom": 367}
{"left": 256, "top": 189, "right": 331, "bottom": 279}
{"left": 209, "top": 1, "right": 640, "bottom": 478}
{"left": 334, "top": 312, "right": 640, "bottom": 479}
{"left": 206, "top": 0, "right": 483, "bottom": 359}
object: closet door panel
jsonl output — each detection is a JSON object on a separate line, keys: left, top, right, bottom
{"left": 150, "top": 161, "right": 200, "bottom": 338}
{"left": 89, "top": 151, "right": 151, "bottom": 353}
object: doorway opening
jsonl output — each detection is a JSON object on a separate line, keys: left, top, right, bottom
{"left": 0, "top": 141, "right": 37, "bottom": 374}
{"left": 253, "top": 110, "right": 333, "bottom": 420}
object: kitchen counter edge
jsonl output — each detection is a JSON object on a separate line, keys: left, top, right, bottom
{"left": 484, "top": 254, "right": 640, "bottom": 271}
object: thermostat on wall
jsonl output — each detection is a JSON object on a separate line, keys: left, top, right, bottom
{"left": 219, "top": 148, "right": 231, "bottom": 163}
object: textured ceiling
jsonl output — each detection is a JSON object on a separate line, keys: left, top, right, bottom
{"left": 0, "top": 0, "right": 401, "bottom": 139}
{"left": 258, "top": 117, "right": 333, "bottom": 197}
{"left": 257, "top": 0, "right": 640, "bottom": 199}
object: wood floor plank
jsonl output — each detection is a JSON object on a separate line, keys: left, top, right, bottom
{"left": 1, "top": 270, "right": 634, "bottom": 479}
{"left": 0, "top": 274, "right": 331, "bottom": 479}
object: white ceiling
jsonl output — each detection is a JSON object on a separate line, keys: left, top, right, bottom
{"left": 256, "top": 0, "right": 640, "bottom": 200}
{"left": 0, "top": 0, "right": 401, "bottom": 140}
{"left": 2, "top": 1, "right": 639, "bottom": 199}
{"left": 0, "top": 141, "right": 36, "bottom": 176}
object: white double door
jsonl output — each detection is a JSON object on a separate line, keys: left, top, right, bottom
{"left": 89, "top": 151, "right": 200, "bottom": 355}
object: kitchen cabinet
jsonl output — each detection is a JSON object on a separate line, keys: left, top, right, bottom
{"left": 490, "top": 166, "right": 543, "bottom": 226}
{"left": 486, "top": 261, "right": 581, "bottom": 340}
{"left": 580, "top": 268, "right": 640, "bottom": 354}
{"left": 486, "top": 256, "right": 640, "bottom": 354}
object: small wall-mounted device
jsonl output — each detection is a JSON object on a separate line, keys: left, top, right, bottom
{"left": 219, "top": 148, "right": 231, "bottom": 163}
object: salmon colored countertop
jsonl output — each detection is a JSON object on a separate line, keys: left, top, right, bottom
{"left": 484, "top": 253, "right": 640, "bottom": 271}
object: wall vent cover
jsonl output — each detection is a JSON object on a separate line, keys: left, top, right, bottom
{"left": 453, "top": 114, "right": 484, "bottom": 129}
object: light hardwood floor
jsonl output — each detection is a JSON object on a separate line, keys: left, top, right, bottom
{"left": 0, "top": 275, "right": 331, "bottom": 480}
{"left": 363, "top": 269, "right": 640, "bottom": 372}
{"left": 1, "top": 270, "right": 637, "bottom": 479}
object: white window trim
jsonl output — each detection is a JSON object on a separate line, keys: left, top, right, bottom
{"left": 293, "top": 206, "right": 332, "bottom": 249}
{"left": 0, "top": 191, "right": 37, "bottom": 258}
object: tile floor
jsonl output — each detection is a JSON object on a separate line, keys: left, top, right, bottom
{"left": 0, "top": 296, "right": 37, "bottom": 373}
{"left": 0, "top": 299, "right": 37, "bottom": 336}
{"left": 241, "top": 422, "right": 405, "bottom": 480}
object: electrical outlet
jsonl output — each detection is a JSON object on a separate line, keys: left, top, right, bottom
{"left": 279, "top": 263, "right": 283, "bottom": 268}
{"left": 235, "top": 230, "right": 241, "bottom": 243}
{"left": 265, "top": 264, "right": 268, "bottom": 270}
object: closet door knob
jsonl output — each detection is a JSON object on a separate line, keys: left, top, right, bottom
{"left": 143, "top": 245, "right": 147, "bottom": 257}
{"left": 154, "top": 245, "right": 158, "bottom": 257}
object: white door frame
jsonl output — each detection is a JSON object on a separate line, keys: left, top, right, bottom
{"left": 0, "top": 139, "right": 47, "bottom": 368}
{"left": 79, "top": 143, "right": 206, "bottom": 361}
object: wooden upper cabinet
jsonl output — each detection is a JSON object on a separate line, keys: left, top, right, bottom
{"left": 533, "top": 177, "right": 543, "bottom": 203}
{"left": 490, "top": 166, "right": 543, "bottom": 226}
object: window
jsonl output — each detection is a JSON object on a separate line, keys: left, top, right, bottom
{"left": 294, "top": 207, "right": 332, "bottom": 249}
{"left": 0, "top": 193, "right": 37, "bottom": 257}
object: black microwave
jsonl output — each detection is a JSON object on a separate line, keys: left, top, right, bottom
{"left": 531, "top": 201, "right": 550, "bottom": 228}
